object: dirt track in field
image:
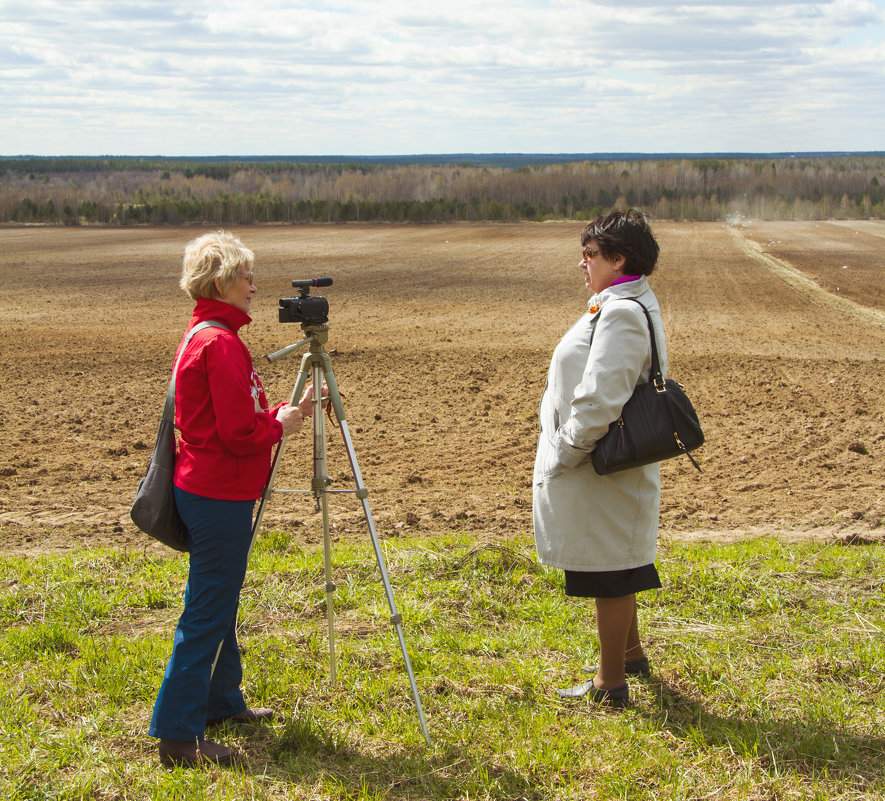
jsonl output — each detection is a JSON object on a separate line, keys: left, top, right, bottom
{"left": 1, "top": 221, "right": 883, "bottom": 555}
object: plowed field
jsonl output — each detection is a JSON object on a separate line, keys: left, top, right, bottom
{"left": 1, "top": 221, "right": 883, "bottom": 554}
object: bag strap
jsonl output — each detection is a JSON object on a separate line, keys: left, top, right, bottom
{"left": 589, "top": 297, "right": 662, "bottom": 386}
{"left": 622, "top": 298, "right": 665, "bottom": 390}
{"left": 162, "top": 321, "right": 230, "bottom": 423}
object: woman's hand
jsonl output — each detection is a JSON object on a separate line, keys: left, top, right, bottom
{"left": 297, "top": 383, "right": 330, "bottom": 417}
{"left": 275, "top": 403, "right": 304, "bottom": 437}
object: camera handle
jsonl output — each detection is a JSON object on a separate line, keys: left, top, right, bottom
{"left": 247, "top": 322, "right": 431, "bottom": 746}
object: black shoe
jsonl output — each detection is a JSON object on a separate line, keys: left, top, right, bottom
{"left": 555, "top": 679, "right": 629, "bottom": 706}
{"left": 206, "top": 707, "right": 274, "bottom": 727}
{"left": 582, "top": 657, "right": 650, "bottom": 676}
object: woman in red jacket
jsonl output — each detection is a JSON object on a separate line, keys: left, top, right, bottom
{"left": 149, "top": 231, "right": 311, "bottom": 767}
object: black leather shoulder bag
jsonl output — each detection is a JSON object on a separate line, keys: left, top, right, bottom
{"left": 590, "top": 299, "right": 704, "bottom": 475}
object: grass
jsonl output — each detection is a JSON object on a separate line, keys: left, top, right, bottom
{"left": 0, "top": 531, "right": 883, "bottom": 799}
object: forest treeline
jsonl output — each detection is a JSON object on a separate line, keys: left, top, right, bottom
{"left": 1, "top": 155, "right": 883, "bottom": 225}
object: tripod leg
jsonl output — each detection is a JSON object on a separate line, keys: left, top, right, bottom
{"left": 312, "top": 361, "right": 337, "bottom": 687}
{"left": 320, "top": 356, "right": 432, "bottom": 745}
{"left": 248, "top": 352, "right": 313, "bottom": 556}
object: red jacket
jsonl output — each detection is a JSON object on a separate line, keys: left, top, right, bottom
{"left": 172, "top": 298, "right": 284, "bottom": 501}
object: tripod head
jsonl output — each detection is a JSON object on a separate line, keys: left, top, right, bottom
{"left": 266, "top": 321, "right": 329, "bottom": 364}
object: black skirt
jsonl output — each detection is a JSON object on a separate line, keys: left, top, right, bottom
{"left": 564, "top": 563, "right": 661, "bottom": 598}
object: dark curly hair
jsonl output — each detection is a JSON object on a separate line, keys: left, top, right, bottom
{"left": 580, "top": 208, "right": 660, "bottom": 276}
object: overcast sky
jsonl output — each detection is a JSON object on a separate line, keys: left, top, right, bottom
{"left": 2, "top": 0, "right": 883, "bottom": 156}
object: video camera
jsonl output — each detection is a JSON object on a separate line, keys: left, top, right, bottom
{"left": 278, "top": 277, "right": 331, "bottom": 325}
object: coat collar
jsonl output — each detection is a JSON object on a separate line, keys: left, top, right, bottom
{"left": 586, "top": 276, "right": 650, "bottom": 319}
{"left": 191, "top": 297, "right": 252, "bottom": 333}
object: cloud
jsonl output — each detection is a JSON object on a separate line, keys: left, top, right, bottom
{"left": 0, "top": 0, "right": 883, "bottom": 154}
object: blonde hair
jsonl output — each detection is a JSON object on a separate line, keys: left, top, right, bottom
{"left": 179, "top": 230, "right": 254, "bottom": 301}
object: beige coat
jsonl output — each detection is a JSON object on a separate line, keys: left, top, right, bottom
{"left": 533, "top": 277, "right": 667, "bottom": 571}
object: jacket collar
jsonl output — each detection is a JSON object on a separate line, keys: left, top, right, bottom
{"left": 586, "top": 276, "right": 650, "bottom": 318}
{"left": 191, "top": 297, "right": 252, "bottom": 333}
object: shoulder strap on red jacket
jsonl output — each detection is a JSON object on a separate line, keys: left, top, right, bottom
{"left": 162, "top": 320, "right": 229, "bottom": 422}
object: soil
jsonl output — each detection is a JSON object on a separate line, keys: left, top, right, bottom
{"left": 1, "top": 221, "right": 883, "bottom": 556}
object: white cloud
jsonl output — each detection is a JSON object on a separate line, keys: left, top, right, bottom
{"left": 0, "top": 0, "right": 882, "bottom": 154}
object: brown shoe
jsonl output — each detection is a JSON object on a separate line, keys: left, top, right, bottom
{"left": 158, "top": 738, "right": 237, "bottom": 768}
{"left": 206, "top": 707, "right": 274, "bottom": 727}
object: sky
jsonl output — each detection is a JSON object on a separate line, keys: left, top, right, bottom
{"left": 1, "top": 0, "right": 884, "bottom": 156}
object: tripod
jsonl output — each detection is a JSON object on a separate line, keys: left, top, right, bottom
{"left": 249, "top": 321, "right": 431, "bottom": 746}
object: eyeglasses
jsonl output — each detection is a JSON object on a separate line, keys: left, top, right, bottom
{"left": 240, "top": 271, "right": 255, "bottom": 286}
{"left": 582, "top": 248, "right": 600, "bottom": 260}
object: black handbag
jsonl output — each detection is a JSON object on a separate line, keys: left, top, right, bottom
{"left": 590, "top": 299, "right": 703, "bottom": 475}
{"left": 130, "top": 321, "right": 228, "bottom": 550}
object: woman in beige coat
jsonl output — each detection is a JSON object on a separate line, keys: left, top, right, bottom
{"left": 533, "top": 209, "right": 666, "bottom": 707}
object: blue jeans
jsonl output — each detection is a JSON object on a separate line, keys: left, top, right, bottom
{"left": 148, "top": 487, "right": 255, "bottom": 741}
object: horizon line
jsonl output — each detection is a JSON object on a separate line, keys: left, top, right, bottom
{"left": 3, "top": 150, "right": 885, "bottom": 160}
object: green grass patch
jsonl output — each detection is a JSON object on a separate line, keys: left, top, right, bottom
{"left": 0, "top": 534, "right": 883, "bottom": 799}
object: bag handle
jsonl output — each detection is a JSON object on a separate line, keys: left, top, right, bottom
{"left": 588, "top": 297, "right": 662, "bottom": 383}
{"left": 162, "top": 320, "right": 229, "bottom": 423}
{"left": 621, "top": 299, "right": 665, "bottom": 391}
